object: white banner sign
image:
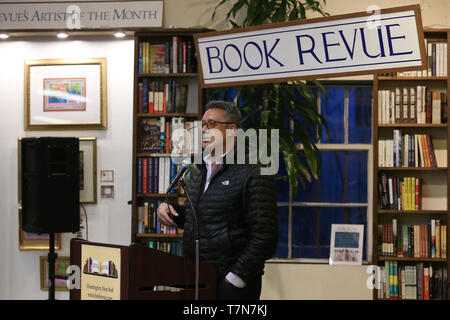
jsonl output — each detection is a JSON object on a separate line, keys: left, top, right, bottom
{"left": 195, "top": 5, "right": 426, "bottom": 87}
{"left": 0, "top": 1, "right": 163, "bottom": 30}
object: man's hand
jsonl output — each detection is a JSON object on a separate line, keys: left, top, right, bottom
{"left": 156, "top": 202, "right": 179, "bottom": 228}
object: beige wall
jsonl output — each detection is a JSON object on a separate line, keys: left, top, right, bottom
{"left": 261, "top": 263, "right": 373, "bottom": 300}
{"left": 162, "top": 0, "right": 450, "bottom": 30}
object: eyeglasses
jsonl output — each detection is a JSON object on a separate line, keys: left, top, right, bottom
{"left": 201, "top": 120, "right": 235, "bottom": 129}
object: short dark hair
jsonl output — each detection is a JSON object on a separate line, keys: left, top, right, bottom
{"left": 205, "top": 100, "right": 242, "bottom": 128}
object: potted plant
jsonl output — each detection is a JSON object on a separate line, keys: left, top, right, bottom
{"left": 210, "top": 0, "right": 329, "bottom": 195}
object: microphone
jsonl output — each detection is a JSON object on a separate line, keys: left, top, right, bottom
{"left": 166, "top": 159, "right": 191, "bottom": 194}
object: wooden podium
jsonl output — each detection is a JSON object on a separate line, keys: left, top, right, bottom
{"left": 69, "top": 238, "right": 217, "bottom": 300}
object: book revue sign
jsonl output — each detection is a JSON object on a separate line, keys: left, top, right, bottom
{"left": 195, "top": 5, "right": 426, "bottom": 87}
{"left": 0, "top": 1, "right": 163, "bottom": 29}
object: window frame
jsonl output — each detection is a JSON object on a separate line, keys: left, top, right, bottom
{"left": 270, "top": 81, "right": 374, "bottom": 264}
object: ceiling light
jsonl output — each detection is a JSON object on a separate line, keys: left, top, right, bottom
{"left": 57, "top": 32, "right": 68, "bottom": 39}
{"left": 0, "top": 33, "right": 9, "bottom": 39}
{"left": 114, "top": 32, "right": 126, "bottom": 38}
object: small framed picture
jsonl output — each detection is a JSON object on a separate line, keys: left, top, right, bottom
{"left": 329, "top": 224, "right": 364, "bottom": 265}
{"left": 101, "top": 185, "right": 114, "bottom": 199}
{"left": 100, "top": 170, "right": 114, "bottom": 183}
{"left": 40, "top": 256, "right": 70, "bottom": 291}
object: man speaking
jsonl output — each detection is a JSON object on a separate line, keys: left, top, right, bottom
{"left": 157, "top": 100, "right": 278, "bottom": 300}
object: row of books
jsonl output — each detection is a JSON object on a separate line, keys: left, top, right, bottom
{"left": 379, "top": 40, "right": 447, "bottom": 77}
{"left": 83, "top": 258, "right": 118, "bottom": 277}
{"left": 378, "top": 173, "right": 422, "bottom": 211}
{"left": 137, "top": 201, "right": 178, "bottom": 235}
{"left": 378, "top": 132, "right": 440, "bottom": 168}
{"left": 137, "top": 157, "right": 179, "bottom": 194}
{"left": 148, "top": 241, "right": 182, "bottom": 256}
{"left": 378, "top": 219, "right": 447, "bottom": 258}
{"left": 376, "top": 262, "right": 447, "bottom": 300}
{"left": 377, "top": 87, "right": 447, "bottom": 124}
{"left": 139, "top": 117, "right": 201, "bottom": 155}
{"left": 138, "top": 37, "right": 196, "bottom": 74}
{"left": 138, "top": 79, "right": 189, "bottom": 114}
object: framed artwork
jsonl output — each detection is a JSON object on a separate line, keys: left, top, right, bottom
{"left": 18, "top": 207, "right": 61, "bottom": 251}
{"left": 40, "top": 255, "right": 70, "bottom": 291}
{"left": 100, "top": 170, "right": 114, "bottom": 183}
{"left": 24, "top": 58, "right": 107, "bottom": 130}
{"left": 18, "top": 137, "right": 97, "bottom": 204}
{"left": 329, "top": 224, "right": 364, "bottom": 265}
{"left": 17, "top": 137, "right": 22, "bottom": 204}
{"left": 101, "top": 185, "right": 114, "bottom": 199}
{"left": 80, "top": 137, "right": 97, "bottom": 204}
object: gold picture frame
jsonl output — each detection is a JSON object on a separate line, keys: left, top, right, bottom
{"left": 24, "top": 58, "right": 107, "bottom": 130}
{"left": 80, "top": 137, "right": 97, "bottom": 204}
{"left": 40, "top": 255, "right": 70, "bottom": 291}
{"left": 18, "top": 207, "right": 61, "bottom": 251}
{"left": 100, "top": 170, "right": 114, "bottom": 183}
{"left": 18, "top": 137, "right": 97, "bottom": 204}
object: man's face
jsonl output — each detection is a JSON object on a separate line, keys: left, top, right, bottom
{"left": 201, "top": 108, "right": 235, "bottom": 152}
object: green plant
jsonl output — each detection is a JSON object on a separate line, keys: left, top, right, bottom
{"left": 211, "top": 0, "right": 329, "bottom": 196}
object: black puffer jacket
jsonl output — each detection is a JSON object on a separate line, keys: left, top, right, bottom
{"left": 172, "top": 153, "right": 278, "bottom": 283}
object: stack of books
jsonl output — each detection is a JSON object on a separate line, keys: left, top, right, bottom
{"left": 138, "top": 117, "right": 201, "bottom": 155}
{"left": 378, "top": 219, "right": 447, "bottom": 258}
{"left": 138, "top": 37, "right": 196, "bottom": 74}
{"left": 377, "top": 87, "right": 447, "bottom": 124}
{"left": 378, "top": 131, "right": 441, "bottom": 168}
{"left": 377, "top": 262, "right": 447, "bottom": 299}
{"left": 378, "top": 173, "right": 422, "bottom": 211}
{"left": 137, "top": 156, "right": 179, "bottom": 194}
{"left": 138, "top": 79, "right": 190, "bottom": 114}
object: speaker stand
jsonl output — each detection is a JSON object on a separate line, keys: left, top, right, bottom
{"left": 48, "top": 232, "right": 57, "bottom": 300}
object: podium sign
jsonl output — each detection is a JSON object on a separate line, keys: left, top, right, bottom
{"left": 195, "top": 5, "right": 426, "bottom": 88}
{"left": 81, "top": 244, "right": 121, "bottom": 300}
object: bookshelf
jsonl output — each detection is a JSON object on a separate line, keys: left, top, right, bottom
{"left": 372, "top": 29, "right": 450, "bottom": 300}
{"left": 131, "top": 28, "right": 211, "bottom": 253}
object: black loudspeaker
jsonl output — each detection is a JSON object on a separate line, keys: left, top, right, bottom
{"left": 21, "top": 137, "right": 80, "bottom": 233}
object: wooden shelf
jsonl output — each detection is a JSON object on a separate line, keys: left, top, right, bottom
{"left": 378, "top": 257, "right": 447, "bottom": 262}
{"left": 137, "top": 193, "right": 178, "bottom": 198}
{"left": 378, "top": 210, "right": 447, "bottom": 215}
{"left": 132, "top": 29, "right": 208, "bottom": 249}
{"left": 378, "top": 167, "right": 447, "bottom": 171}
{"left": 377, "top": 76, "right": 447, "bottom": 81}
{"left": 373, "top": 29, "right": 450, "bottom": 300}
{"left": 137, "top": 113, "right": 200, "bottom": 118}
{"left": 137, "top": 73, "right": 198, "bottom": 78}
{"left": 377, "top": 123, "right": 447, "bottom": 128}
{"left": 136, "top": 233, "right": 182, "bottom": 239}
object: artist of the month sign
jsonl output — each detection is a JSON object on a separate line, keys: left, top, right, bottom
{"left": 0, "top": 1, "right": 163, "bottom": 30}
{"left": 195, "top": 5, "right": 426, "bottom": 88}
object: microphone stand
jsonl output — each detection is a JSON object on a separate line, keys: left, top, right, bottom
{"left": 178, "top": 177, "right": 200, "bottom": 301}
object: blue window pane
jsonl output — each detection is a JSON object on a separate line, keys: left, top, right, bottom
{"left": 293, "top": 151, "right": 367, "bottom": 203}
{"left": 348, "top": 151, "right": 368, "bottom": 203}
{"left": 349, "top": 87, "right": 372, "bottom": 144}
{"left": 273, "top": 206, "right": 289, "bottom": 258}
{"left": 292, "top": 207, "right": 318, "bottom": 258}
{"left": 319, "top": 151, "right": 345, "bottom": 203}
{"left": 293, "top": 87, "right": 319, "bottom": 144}
{"left": 276, "top": 154, "right": 290, "bottom": 202}
{"left": 292, "top": 206, "right": 367, "bottom": 260}
{"left": 320, "top": 87, "right": 345, "bottom": 143}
